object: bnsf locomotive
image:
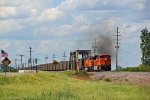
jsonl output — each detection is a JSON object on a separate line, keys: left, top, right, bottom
{"left": 83, "top": 54, "right": 111, "bottom": 71}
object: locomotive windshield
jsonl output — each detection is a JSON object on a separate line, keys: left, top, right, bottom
{"left": 99, "top": 55, "right": 111, "bottom": 58}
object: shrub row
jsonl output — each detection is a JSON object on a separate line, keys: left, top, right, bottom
{"left": 117, "top": 66, "right": 150, "bottom": 72}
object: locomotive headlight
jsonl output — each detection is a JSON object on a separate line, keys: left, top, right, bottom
{"left": 105, "top": 58, "right": 107, "bottom": 60}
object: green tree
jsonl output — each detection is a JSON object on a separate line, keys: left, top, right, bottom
{"left": 140, "top": 28, "right": 150, "bottom": 66}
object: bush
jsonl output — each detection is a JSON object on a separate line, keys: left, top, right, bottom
{"left": 121, "top": 67, "right": 139, "bottom": 72}
{"left": 139, "top": 65, "right": 150, "bottom": 72}
{"left": 9, "top": 67, "right": 18, "bottom": 72}
{"left": 74, "top": 70, "right": 87, "bottom": 75}
{"left": 114, "top": 65, "right": 150, "bottom": 72}
{"left": 104, "top": 77, "right": 111, "bottom": 82}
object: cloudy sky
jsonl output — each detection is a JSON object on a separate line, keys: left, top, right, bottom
{"left": 0, "top": 0, "right": 150, "bottom": 69}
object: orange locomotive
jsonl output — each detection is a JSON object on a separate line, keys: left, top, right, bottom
{"left": 83, "top": 54, "right": 111, "bottom": 71}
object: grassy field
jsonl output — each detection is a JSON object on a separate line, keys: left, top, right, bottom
{"left": 0, "top": 71, "right": 150, "bottom": 100}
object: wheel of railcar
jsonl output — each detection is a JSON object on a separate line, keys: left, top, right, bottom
{"left": 88, "top": 67, "right": 92, "bottom": 72}
{"left": 87, "top": 67, "right": 91, "bottom": 72}
{"left": 107, "top": 65, "right": 111, "bottom": 71}
{"left": 101, "top": 66, "right": 104, "bottom": 71}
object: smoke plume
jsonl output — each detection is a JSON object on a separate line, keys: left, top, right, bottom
{"left": 78, "top": 23, "right": 116, "bottom": 58}
{"left": 97, "top": 34, "right": 114, "bottom": 57}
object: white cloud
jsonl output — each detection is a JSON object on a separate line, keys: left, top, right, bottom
{"left": 0, "top": 40, "right": 11, "bottom": 49}
{"left": 0, "top": 6, "right": 31, "bottom": 19}
{"left": 58, "top": 0, "right": 78, "bottom": 11}
{"left": 125, "top": 25, "right": 139, "bottom": 33}
{"left": 135, "top": 2, "right": 145, "bottom": 11}
{"left": 40, "top": 8, "right": 63, "bottom": 21}
{"left": 0, "top": 0, "right": 21, "bottom": 6}
{"left": 56, "top": 24, "right": 74, "bottom": 36}
{"left": 34, "top": 24, "right": 74, "bottom": 37}
{"left": 39, "top": 40, "right": 50, "bottom": 52}
{"left": 80, "top": 0, "right": 99, "bottom": 7}
{"left": 0, "top": 20, "right": 22, "bottom": 33}
{"left": 0, "top": 6, "right": 16, "bottom": 18}
{"left": 74, "top": 14, "right": 87, "bottom": 25}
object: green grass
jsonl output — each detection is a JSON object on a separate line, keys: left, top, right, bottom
{"left": 74, "top": 70, "right": 88, "bottom": 75}
{"left": 0, "top": 71, "right": 150, "bottom": 100}
{"left": 115, "top": 66, "right": 150, "bottom": 72}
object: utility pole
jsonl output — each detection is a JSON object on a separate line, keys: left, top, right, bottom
{"left": 19, "top": 55, "right": 24, "bottom": 69}
{"left": 92, "top": 39, "right": 98, "bottom": 56}
{"left": 18, "top": 64, "right": 20, "bottom": 70}
{"left": 35, "top": 58, "right": 38, "bottom": 73}
{"left": 14, "top": 59, "right": 17, "bottom": 69}
{"left": 24, "top": 62, "right": 26, "bottom": 68}
{"left": 114, "top": 27, "right": 121, "bottom": 70}
{"left": 62, "top": 52, "right": 67, "bottom": 70}
{"left": 33, "top": 57, "right": 35, "bottom": 67}
{"left": 28, "top": 47, "right": 33, "bottom": 70}
{"left": 52, "top": 54, "right": 56, "bottom": 62}
{"left": 62, "top": 52, "right": 67, "bottom": 61}
{"left": 44, "top": 55, "right": 48, "bottom": 64}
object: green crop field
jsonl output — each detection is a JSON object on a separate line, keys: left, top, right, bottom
{"left": 0, "top": 71, "right": 150, "bottom": 100}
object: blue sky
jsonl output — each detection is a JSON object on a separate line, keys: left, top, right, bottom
{"left": 0, "top": 0, "right": 150, "bottom": 69}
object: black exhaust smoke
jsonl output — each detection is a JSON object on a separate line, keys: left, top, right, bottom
{"left": 77, "top": 23, "right": 115, "bottom": 59}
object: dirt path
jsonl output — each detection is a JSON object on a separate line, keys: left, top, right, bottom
{"left": 90, "top": 72, "right": 150, "bottom": 86}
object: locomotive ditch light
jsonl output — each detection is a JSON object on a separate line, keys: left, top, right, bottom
{"left": 94, "top": 66, "right": 98, "bottom": 70}
{"left": 85, "top": 68, "right": 88, "bottom": 70}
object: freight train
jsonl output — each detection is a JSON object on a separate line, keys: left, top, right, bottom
{"left": 21, "top": 50, "right": 111, "bottom": 71}
{"left": 83, "top": 54, "right": 111, "bottom": 71}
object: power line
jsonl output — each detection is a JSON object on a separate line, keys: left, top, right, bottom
{"left": 52, "top": 54, "right": 56, "bottom": 61}
{"left": 62, "top": 52, "right": 67, "bottom": 70}
{"left": 92, "top": 39, "right": 99, "bottom": 56}
{"left": 119, "top": 48, "right": 140, "bottom": 55}
{"left": 33, "top": 57, "right": 35, "bottom": 67}
{"left": 28, "top": 47, "right": 33, "bottom": 70}
{"left": 14, "top": 59, "right": 17, "bottom": 69}
{"left": 62, "top": 52, "right": 67, "bottom": 61}
{"left": 19, "top": 54, "right": 24, "bottom": 69}
{"left": 44, "top": 55, "right": 48, "bottom": 64}
{"left": 114, "top": 27, "right": 121, "bottom": 70}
